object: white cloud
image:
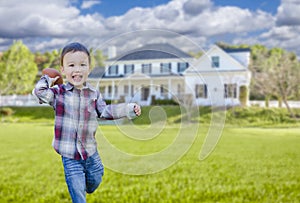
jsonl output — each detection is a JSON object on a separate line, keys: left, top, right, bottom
{"left": 103, "top": 0, "right": 273, "bottom": 43}
{"left": 276, "top": 0, "right": 300, "bottom": 26}
{"left": 182, "top": 0, "right": 212, "bottom": 16}
{"left": 0, "top": 0, "right": 74, "bottom": 38}
{"left": 81, "top": 0, "right": 101, "bottom": 9}
{"left": 0, "top": 0, "right": 299, "bottom": 56}
{"left": 34, "top": 38, "right": 69, "bottom": 51}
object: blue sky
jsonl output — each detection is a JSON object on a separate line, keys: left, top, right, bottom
{"left": 0, "top": 0, "right": 299, "bottom": 56}
{"left": 75, "top": 0, "right": 281, "bottom": 16}
{"left": 77, "top": 0, "right": 174, "bottom": 17}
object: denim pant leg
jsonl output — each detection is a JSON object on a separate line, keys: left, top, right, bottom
{"left": 85, "top": 152, "right": 104, "bottom": 193}
{"left": 62, "top": 157, "right": 86, "bottom": 203}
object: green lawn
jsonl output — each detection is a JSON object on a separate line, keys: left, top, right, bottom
{"left": 0, "top": 123, "right": 299, "bottom": 202}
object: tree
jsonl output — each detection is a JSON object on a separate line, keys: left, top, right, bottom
{"left": 0, "top": 40, "right": 38, "bottom": 95}
{"left": 188, "top": 51, "right": 203, "bottom": 59}
{"left": 35, "top": 49, "right": 60, "bottom": 71}
{"left": 249, "top": 44, "right": 270, "bottom": 101}
{"left": 90, "top": 49, "right": 106, "bottom": 69}
{"left": 266, "top": 49, "right": 299, "bottom": 117}
{"left": 250, "top": 46, "right": 300, "bottom": 117}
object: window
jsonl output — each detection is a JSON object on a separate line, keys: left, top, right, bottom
{"left": 108, "top": 85, "right": 112, "bottom": 97}
{"left": 195, "top": 84, "right": 208, "bottom": 98}
{"left": 142, "top": 64, "right": 152, "bottom": 74}
{"left": 211, "top": 56, "right": 219, "bottom": 68}
{"left": 99, "top": 86, "right": 105, "bottom": 95}
{"left": 231, "top": 84, "right": 237, "bottom": 98}
{"left": 177, "top": 62, "right": 189, "bottom": 73}
{"left": 124, "top": 85, "right": 134, "bottom": 97}
{"left": 108, "top": 65, "right": 118, "bottom": 75}
{"left": 124, "top": 64, "right": 134, "bottom": 75}
{"left": 108, "top": 85, "right": 118, "bottom": 97}
{"left": 141, "top": 86, "right": 150, "bottom": 101}
{"left": 160, "top": 84, "right": 168, "bottom": 98}
{"left": 224, "top": 84, "right": 237, "bottom": 98}
{"left": 124, "top": 85, "right": 128, "bottom": 94}
{"left": 160, "top": 63, "right": 171, "bottom": 74}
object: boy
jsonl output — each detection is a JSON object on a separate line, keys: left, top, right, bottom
{"left": 33, "top": 42, "right": 141, "bottom": 203}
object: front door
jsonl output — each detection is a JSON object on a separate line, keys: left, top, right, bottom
{"left": 141, "top": 87, "right": 150, "bottom": 101}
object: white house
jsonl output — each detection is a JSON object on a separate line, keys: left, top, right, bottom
{"left": 88, "top": 43, "right": 251, "bottom": 106}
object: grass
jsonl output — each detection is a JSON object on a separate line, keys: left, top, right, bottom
{"left": 0, "top": 123, "right": 299, "bottom": 202}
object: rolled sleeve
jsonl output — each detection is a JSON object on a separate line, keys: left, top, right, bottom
{"left": 96, "top": 93, "right": 137, "bottom": 119}
{"left": 33, "top": 75, "right": 56, "bottom": 106}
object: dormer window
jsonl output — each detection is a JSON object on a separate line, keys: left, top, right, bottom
{"left": 142, "top": 64, "right": 152, "bottom": 74}
{"left": 108, "top": 65, "right": 118, "bottom": 75}
{"left": 124, "top": 64, "right": 134, "bottom": 75}
{"left": 211, "top": 56, "right": 220, "bottom": 68}
{"left": 160, "top": 63, "right": 171, "bottom": 74}
{"left": 178, "top": 62, "right": 189, "bottom": 73}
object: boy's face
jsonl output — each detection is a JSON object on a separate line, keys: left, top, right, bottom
{"left": 61, "top": 51, "right": 90, "bottom": 89}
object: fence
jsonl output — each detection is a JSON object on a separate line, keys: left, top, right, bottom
{"left": 0, "top": 94, "right": 45, "bottom": 107}
{"left": 249, "top": 100, "right": 300, "bottom": 108}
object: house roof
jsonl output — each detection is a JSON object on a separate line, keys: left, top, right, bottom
{"left": 223, "top": 48, "right": 251, "bottom": 53}
{"left": 107, "top": 43, "right": 192, "bottom": 61}
{"left": 88, "top": 67, "right": 105, "bottom": 78}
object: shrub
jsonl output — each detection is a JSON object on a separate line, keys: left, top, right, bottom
{"left": 152, "top": 99, "right": 179, "bottom": 105}
{"left": 0, "top": 107, "right": 14, "bottom": 116}
{"left": 239, "top": 86, "right": 248, "bottom": 107}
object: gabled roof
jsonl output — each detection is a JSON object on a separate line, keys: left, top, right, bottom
{"left": 210, "top": 45, "right": 249, "bottom": 69}
{"left": 107, "top": 43, "right": 192, "bottom": 61}
{"left": 223, "top": 48, "right": 251, "bottom": 53}
{"left": 88, "top": 67, "right": 105, "bottom": 78}
{"left": 184, "top": 45, "right": 249, "bottom": 73}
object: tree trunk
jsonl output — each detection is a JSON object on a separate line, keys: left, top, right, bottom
{"left": 265, "top": 95, "right": 270, "bottom": 108}
{"left": 283, "top": 98, "right": 295, "bottom": 118}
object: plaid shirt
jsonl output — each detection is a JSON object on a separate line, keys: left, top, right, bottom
{"left": 34, "top": 75, "right": 136, "bottom": 160}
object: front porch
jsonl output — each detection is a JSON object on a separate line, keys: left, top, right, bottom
{"left": 89, "top": 75, "right": 185, "bottom": 106}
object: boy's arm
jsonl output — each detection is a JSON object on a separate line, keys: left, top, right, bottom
{"left": 96, "top": 93, "right": 140, "bottom": 120}
{"left": 33, "top": 75, "right": 57, "bottom": 106}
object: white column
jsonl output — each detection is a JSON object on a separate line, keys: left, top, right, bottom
{"left": 150, "top": 79, "right": 153, "bottom": 105}
{"left": 168, "top": 78, "right": 172, "bottom": 99}
{"left": 128, "top": 80, "right": 132, "bottom": 102}
{"left": 112, "top": 80, "right": 115, "bottom": 99}
{"left": 150, "top": 79, "right": 153, "bottom": 96}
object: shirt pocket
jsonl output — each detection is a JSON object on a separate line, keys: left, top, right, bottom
{"left": 87, "top": 99, "right": 98, "bottom": 118}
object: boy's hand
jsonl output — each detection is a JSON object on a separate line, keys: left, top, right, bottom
{"left": 49, "top": 76, "right": 60, "bottom": 87}
{"left": 133, "top": 104, "right": 141, "bottom": 116}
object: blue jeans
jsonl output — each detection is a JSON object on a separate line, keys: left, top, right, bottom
{"left": 62, "top": 152, "right": 104, "bottom": 203}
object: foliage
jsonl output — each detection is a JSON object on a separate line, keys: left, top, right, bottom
{"left": 35, "top": 49, "right": 60, "bottom": 71}
{"left": 2, "top": 106, "right": 300, "bottom": 128}
{"left": 225, "top": 106, "right": 300, "bottom": 127}
{"left": 90, "top": 49, "right": 107, "bottom": 68}
{"left": 216, "top": 41, "right": 250, "bottom": 50}
{"left": 152, "top": 98, "right": 179, "bottom": 106}
{"left": 0, "top": 40, "right": 38, "bottom": 95}
{"left": 0, "top": 124, "right": 299, "bottom": 202}
{"left": 239, "top": 86, "right": 248, "bottom": 107}
{"left": 188, "top": 51, "right": 203, "bottom": 59}
{"left": 250, "top": 46, "right": 300, "bottom": 117}
{"left": 0, "top": 107, "right": 14, "bottom": 116}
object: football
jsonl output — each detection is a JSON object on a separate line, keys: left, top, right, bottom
{"left": 42, "top": 68, "right": 63, "bottom": 85}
